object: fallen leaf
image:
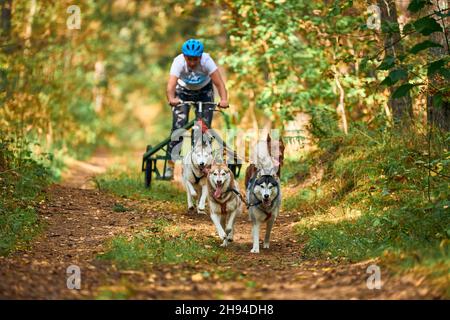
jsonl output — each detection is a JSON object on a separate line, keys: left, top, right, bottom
{"left": 191, "top": 273, "right": 203, "bottom": 282}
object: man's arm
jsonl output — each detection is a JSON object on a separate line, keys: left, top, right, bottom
{"left": 210, "top": 70, "right": 228, "bottom": 108}
{"left": 166, "top": 75, "right": 180, "bottom": 106}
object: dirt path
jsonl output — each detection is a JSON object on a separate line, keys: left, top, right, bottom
{"left": 0, "top": 150, "right": 441, "bottom": 299}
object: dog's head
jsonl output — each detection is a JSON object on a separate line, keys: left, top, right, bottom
{"left": 208, "top": 163, "right": 232, "bottom": 198}
{"left": 253, "top": 173, "right": 279, "bottom": 206}
{"left": 191, "top": 140, "right": 213, "bottom": 171}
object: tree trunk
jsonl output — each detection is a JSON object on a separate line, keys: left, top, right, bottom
{"left": 24, "top": 0, "right": 36, "bottom": 51}
{"left": 0, "top": 0, "right": 12, "bottom": 39}
{"left": 334, "top": 69, "right": 348, "bottom": 135}
{"left": 332, "top": 37, "right": 348, "bottom": 135}
{"left": 427, "top": 0, "right": 450, "bottom": 131}
{"left": 377, "top": 0, "right": 413, "bottom": 123}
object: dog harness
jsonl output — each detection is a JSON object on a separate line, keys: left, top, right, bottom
{"left": 192, "top": 170, "right": 203, "bottom": 184}
{"left": 212, "top": 187, "right": 243, "bottom": 215}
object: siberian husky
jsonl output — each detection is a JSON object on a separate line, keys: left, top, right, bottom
{"left": 206, "top": 163, "right": 243, "bottom": 247}
{"left": 181, "top": 140, "right": 213, "bottom": 214}
{"left": 246, "top": 168, "right": 281, "bottom": 254}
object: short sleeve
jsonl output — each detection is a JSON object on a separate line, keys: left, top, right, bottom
{"left": 169, "top": 56, "right": 183, "bottom": 77}
{"left": 204, "top": 55, "right": 218, "bottom": 75}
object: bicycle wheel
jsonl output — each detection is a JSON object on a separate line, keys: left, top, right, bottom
{"left": 145, "top": 159, "right": 152, "bottom": 188}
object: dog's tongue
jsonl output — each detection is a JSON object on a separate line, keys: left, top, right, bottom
{"left": 214, "top": 184, "right": 223, "bottom": 198}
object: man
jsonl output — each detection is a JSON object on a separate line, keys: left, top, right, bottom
{"left": 165, "top": 39, "right": 229, "bottom": 179}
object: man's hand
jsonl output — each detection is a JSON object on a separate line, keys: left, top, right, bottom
{"left": 169, "top": 97, "right": 181, "bottom": 106}
{"left": 219, "top": 100, "right": 229, "bottom": 108}
{"left": 210, "top": 70, "right": 229, "bottom": 109}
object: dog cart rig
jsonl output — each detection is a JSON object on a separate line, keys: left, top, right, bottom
{"left": 142, "top": 101, "right": 242, "bottom": 188}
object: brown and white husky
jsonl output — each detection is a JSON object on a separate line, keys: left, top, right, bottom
{"left": 206, "top": 163, "right": 243, "bottom": 247}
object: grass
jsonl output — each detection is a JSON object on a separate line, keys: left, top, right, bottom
{"left": 98, "top": 218, "right": 222, "bottom": 270}
{"left": 287, "top": 125, "right": 450, "bottom": 296}
{"left": 94, "top": 164, "right": 185, "bottom": 206}
{"left": 0, "top": 138, "right": 52, "bottom": 255}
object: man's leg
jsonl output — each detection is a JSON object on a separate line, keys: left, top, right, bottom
{"left": 192, "top": 82, "right": 214, "bottom": 148}
{"left": 194, "top": 81, "right": 215, "bottom": 128}
{"left": 166, "top": 102, "right": 189, "bottom": 179}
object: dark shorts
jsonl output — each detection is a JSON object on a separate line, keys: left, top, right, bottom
{"left": 168, "top": 81, "right": 214, "bottom": 160}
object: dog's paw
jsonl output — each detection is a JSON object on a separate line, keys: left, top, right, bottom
{"left": 263, "top": 242, "right": 270, "bottom": 249}
{"left": 225, "top": 229, "right": 234, "bottom": 241}
{"left": 188, "top": 206, "right": 196, "bottom": 213}
{"left": 250, "top": 248, "right": 259, "bottom": 253}
{"left": 197, "top": 208, "right": 206, "bottom": 214}
{"left": 220, "top": 239, "right": 228, "bottom": 247}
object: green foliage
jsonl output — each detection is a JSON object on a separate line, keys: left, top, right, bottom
{"left": 94, "top": 169, "right": 185, "bottom": 205}
{"left": 112, "top": 203, "right": 129, "bottom": 213}
{"left": 0, "top": 0, "right": 211, "bottom": 168}
{"left": 367, "top": 1, "right": 450, "bottom": 104}
{"left": 292, "top": 127, "right": 450, "bottom": 294}
{"left": 410, "top": 40, "right": 443, "bottom": 54}
{"left": 413, "top": 16, "right": 442, "bottom": 36}
{"left": 392, "top": 83, "right": 416, "bottom": 99}
{"left": 380, "top": 69, "right": 408, "bottom": 86}
{"left": 0, "top": 136, "right": 52, "bottom": 255}
{"left": 408, "top": 0, "right": 431, "bottom": 13}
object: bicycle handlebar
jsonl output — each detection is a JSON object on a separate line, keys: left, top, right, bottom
{"left": 177, "top": 100, "right": 229, "bottom": 109}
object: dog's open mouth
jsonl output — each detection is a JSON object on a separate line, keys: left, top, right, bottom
{"left": 214, "top": 181, "right": 223, "bottom": 198}
{"left": 263, "top": 198, "right": 271, "bottom": 206}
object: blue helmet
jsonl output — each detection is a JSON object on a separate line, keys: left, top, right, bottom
{"left": 182, "top": 39, "right": 204, "bottom": 57}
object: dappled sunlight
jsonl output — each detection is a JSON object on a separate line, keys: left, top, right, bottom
{"left": 1, "top": 0, "right": 449, "bottom": 301}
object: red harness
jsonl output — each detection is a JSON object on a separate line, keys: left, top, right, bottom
{"left": 212, "top": 188, "right": 244, "bottom": 215}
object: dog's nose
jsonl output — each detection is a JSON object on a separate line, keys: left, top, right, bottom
{"left": 264, "top": 194, "right": 270, "bottom": 199}
{"left": 199, "top": 162, "right": 205, "bottom": 166}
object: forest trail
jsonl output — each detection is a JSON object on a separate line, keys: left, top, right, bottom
{"left": 0, "top": 150, "right": 440, "bottom": 299}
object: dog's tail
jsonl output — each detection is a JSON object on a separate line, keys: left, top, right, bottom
{"left": 244, "top": 164, "right": 257, "bottom": 190}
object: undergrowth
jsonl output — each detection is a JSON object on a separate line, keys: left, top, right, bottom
{"left": 94, "top": 163, "right": 185, "bottom": 206}
{"left": 289, "top": 125, "right": 450, "bottom": 296}
{"left": 0, "top": 137, "right": 53, "bottom": 255}
{"left": 98, "top": 218, "right": 221, "bottom": 269}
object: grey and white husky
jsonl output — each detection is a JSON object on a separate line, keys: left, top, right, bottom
{"left": 246, "top": 168, "right": 281, "bottom": 253}
{"left": 181, "top": 140, "right": 213, "bottom": 214}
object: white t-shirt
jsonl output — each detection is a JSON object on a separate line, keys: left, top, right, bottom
{"left": 169, "top": 53, "right": 218, "bottom": 90}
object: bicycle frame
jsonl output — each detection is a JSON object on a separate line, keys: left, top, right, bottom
{"left": 142, "top": 101, "right": 242, "bottom": 187}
